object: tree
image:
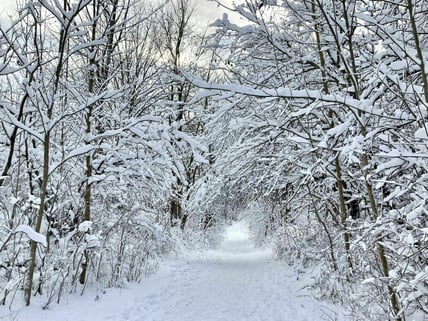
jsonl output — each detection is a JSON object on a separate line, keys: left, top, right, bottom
{"left": 0, "top": 0, "right": 187, "bottom": 306}
{"left": 186, "top": 0, "right": 427, "bottom": 319}
{"left": 152, "top": 0, "right": 212, "bottom": 229}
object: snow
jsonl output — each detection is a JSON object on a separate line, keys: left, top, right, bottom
{"left": 184, "top": 73, "right": 393, "bottom": 119}
{"left": 84, "top": 234, "right": 100, "bottom": 249}
{"left": 78, "top": 221, "right": 93, "bottom": 232}
{"left": 15, "top": 225, "right": 47, "bottom": 247}
{"left": 415, "top": 125, "right": 428, "bottom": 139}
{"left": 66, "top": 145, "right": 94, "bottom": 159}
{"left": 2, "top": 222, "right": 342, "bottom": 321}
{"left": 406, "top": 201, "right": 426, "bottom": 220}
{"left": 49, "top": 145, "right": 95, "bottom": 174}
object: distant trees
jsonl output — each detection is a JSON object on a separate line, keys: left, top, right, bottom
{"left": 152, "top": 0, "right": 214, "bottom": 230}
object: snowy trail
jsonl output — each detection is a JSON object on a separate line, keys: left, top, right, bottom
{"left": 2, "top": 222, "right": 341, "bottom": 321}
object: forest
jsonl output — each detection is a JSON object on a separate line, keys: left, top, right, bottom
{"left": 0, "top": 0, "right": 427, "bottom": 320}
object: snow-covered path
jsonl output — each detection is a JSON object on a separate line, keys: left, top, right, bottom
{"left": 2, "top": 222, "right": 341, "bottom": 321}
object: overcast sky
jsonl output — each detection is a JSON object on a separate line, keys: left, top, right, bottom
{"left": 0, "top": 0, "right": 17, "bottom": 25}
{"left": 0, "top": 0, "right": 238, "bottom": 27}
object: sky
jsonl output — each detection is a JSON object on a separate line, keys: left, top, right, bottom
{"left": 0, "top": 0, "right": 239, "bottom": 27}
{"left": 0, "top": 0, "right": 17, "bottom": 25}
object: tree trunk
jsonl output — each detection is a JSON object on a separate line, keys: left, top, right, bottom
{"left": 79, "top": 0, "right": 97, "bottom": 285}
{"left": 24, "top": 133, "right": 50, "bottom": 306}
{"left": 311, "top": 1, "right": 353, "bottom": 271}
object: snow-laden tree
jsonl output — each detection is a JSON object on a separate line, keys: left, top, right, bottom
{"left": 186, "top": 0, "right": 428, "bottom": 319}
{"left": 146, "top": 0, "right": 215, "bottom": 230}
{"left": 0, "top": 0, "right": 210, "bottom": 307}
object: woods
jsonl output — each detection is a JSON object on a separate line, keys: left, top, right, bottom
{"left": 0, "top": 0, "right": 427, "bottom": 320}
